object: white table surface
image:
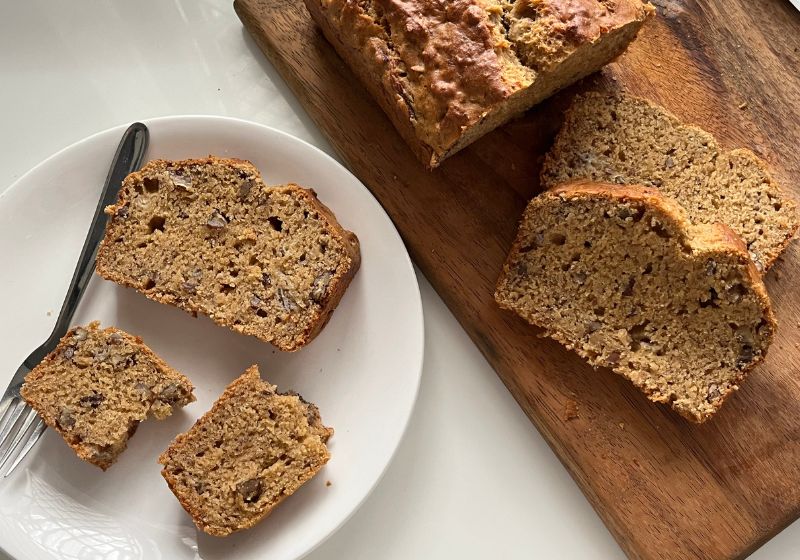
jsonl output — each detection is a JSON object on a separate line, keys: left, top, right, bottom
{"left": 1, "top": 2, "right": 799, "bottom": 559}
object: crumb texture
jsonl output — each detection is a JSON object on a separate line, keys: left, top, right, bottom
{"left": 21, "top": 322, "right": 195, "bottom": 469}
{"left": 158, "top": 365, "right": 332, "bottom": 536}
{"left": 305, "top": 0, "right": 652, "bottom": 165}
{"left": 541, "top": 92, "right": 799, "bottom": 271}
{"left": 96, "top": 157, "right": 360, "bottom": 352}
{"left": 495, "top": 182, "right": 776, "bottom": 422}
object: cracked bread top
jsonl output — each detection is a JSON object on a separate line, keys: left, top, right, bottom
{"left": 304, "top": 0, "right": 652, "bottom": 166}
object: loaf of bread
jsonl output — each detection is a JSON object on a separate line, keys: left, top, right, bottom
{"left": 158, "top": 365, "right": 332, "bottom": 536}
{"left": 96, "top": 157, "right": 360, "bottom": 352}
{"left": 21, "top": 322, "right": 195, "bottom": 469}
{"left": 495, "top": 182, "right": 775, "bottom": 422}
{"left": 541, "top": 92, "right": 799, "bottom": 271}
{"left": 304, "top": 0, "right": 653, "bottom": 168}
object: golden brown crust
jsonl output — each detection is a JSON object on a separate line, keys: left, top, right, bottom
{"left": 304, "top": 0, "right": 437, "bottom": 166}
{"left": 285, "top": 187, "right": 362, "bottom": 348}
{"left": 496, "top": 181, "right": 776, "bottom": 422}
{"left": 304, "top": 0, "right": 653, "bottom": 167}
{"left": 548, "top": 180, "right": 684, "bottom": 218}
{"left": 96, "top": 157, "right": 360, "bottom": 352}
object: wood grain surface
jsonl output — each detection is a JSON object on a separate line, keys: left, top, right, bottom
{"left": 233, "top": 1, "right": 800, "bottom": 558}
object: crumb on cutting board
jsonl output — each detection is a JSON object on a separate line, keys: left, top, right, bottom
{"left": 563, "top": 399, "right": 580, "bottom": 422}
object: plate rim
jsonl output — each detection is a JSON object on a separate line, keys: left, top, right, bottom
{"left": 0, "top": 114, "right": 425, "bottom": 560}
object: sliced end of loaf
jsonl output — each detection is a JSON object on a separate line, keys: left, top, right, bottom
{"left": 304, "top": 0, "right": 653, "bottom": 168}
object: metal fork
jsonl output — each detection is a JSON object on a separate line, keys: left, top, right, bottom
{"left": 0, "top": 123, "right": 149, "bottom": 478}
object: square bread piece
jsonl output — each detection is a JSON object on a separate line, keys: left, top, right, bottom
{"left": 304, "top": 0, "right": 653, "bottom": 167}
{"left": 96, "top": 157, "right": 361, "bottom": 352}
{"left": 21, "top": 322, "right": 195, "bottom": 470}
{"left": 495, "top": 182, "right": 775, "bottom": 422}
{"left": 158, "top": 365, "right": 333, "bottom": 536}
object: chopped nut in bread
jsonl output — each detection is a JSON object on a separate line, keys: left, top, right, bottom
{"left": 158, "top": 365, "right": 332, "bottom": 536}
{"left": 96, "top": 157, "right": 360, "bottom": 351}
{"left": 21, "top": 322, "right": 195, "bottom": 470}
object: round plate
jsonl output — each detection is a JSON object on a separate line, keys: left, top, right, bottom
{"left": 0, "top": 117, "right": 424, "bottom": 560}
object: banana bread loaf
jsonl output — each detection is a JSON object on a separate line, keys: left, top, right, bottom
{"left": 304, "top": 0, "right": 653, "bottom": 168}
{"left": 495, "top": 182, "right": 776, "bottom": 422}
{"left": 96, "top": 157, "right": 360, "bottom": 352}
{"left": 541, "top": 92, "right": 799, "bottom": 271}
{"left": 21, "top": 322, "right": 195, "bottom": 470}
{"left": 158, "top": 365, "right": 332, "bottom": 536}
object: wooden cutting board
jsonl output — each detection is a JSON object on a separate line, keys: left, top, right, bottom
{"left": 234, "top": 1, "right": 800, "bottom": 558}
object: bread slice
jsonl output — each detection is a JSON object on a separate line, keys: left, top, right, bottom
{"left": 304, "top": 0, "right": 653, "bottom": 168}
{"left": 495, "top": 182, "right": 776, "bottom": 422}
{"left": 158, "top": 365, "right": 332, "bottom": 536}
{"left": 21, "top": 321, "right": 195, "bottom": 470}
{"left": 541, "top": 92, "right": 799, "bottom": 271}
{"left": 96, "top": 157, "right": 360, "bottom": 352}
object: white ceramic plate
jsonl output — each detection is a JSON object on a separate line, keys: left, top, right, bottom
{"left": 0, "top": 117, "right": 423, "bottom": 560}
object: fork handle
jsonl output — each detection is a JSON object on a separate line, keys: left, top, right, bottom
{"left": 31, "top": 123, "right": 149, "bottom": 365}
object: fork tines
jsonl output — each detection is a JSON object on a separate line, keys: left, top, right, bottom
{"left": 0, "top": 397, "right": 45, "bottom": 477}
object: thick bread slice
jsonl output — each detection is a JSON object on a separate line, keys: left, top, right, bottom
{"left": 541, "top": 92, "right": 799, "bottom": 271}
{"left": 495, "top": 181, "right": 776, "bottom": 422}
{"left": 158, "top": 365, "right": 332, "bottom": 536}
{"left": 304, "top": 0, "right": 653, "bottom": 168}
{"left": 96, "top": 157, "right": 360, "bottom": 352}
{"left": 21, "top": 321, "right": 195, "bottom": 470}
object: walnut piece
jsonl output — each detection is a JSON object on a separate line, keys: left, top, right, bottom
{"left": 236, "top": 478, "right": 262, "bottom": 503}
